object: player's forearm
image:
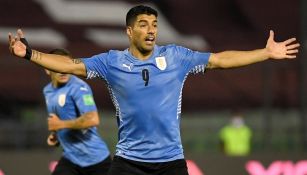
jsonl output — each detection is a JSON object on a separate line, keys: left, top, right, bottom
{"left": 30, "top": 50, "right": 77, "bottom": 73}
{"left": 61, "top": 111, "right": 100, "bottom": 129}
{"left": 30, "top": 50, "right": 87, "bottom": 77}
{"left": 210, "top": 48, "right": 270, "bottom": 69}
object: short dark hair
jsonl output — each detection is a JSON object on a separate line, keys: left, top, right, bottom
{"left": 126, "top": 5, "right": 158, "bottom": 26}
{"left": 49, "top": 48, "right": 72, "bottom": 57}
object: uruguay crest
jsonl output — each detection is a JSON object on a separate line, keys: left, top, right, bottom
{"left": 155, "top": 56, "right": 167, "bottom": 70}
{"left": 58, "top": 94, "right": 66, "bottom": 107}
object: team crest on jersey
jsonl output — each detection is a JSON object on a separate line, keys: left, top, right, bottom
{"left": 155, "top": 56, "right": 167, "bottom": 70}
{"left": 58, "top": 94, "right": 66, "bottom": 107}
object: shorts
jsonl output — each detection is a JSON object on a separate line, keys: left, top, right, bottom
{"left": 108, "top": 155, "right": 189, "bottom": 175}
{"left": 52, "top": 156, "right": 111, "bottom": 175}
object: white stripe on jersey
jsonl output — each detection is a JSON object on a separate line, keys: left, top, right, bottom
{"left": 87, "top": 70, "right": 101, "bottom": 79}
{"left": 189, "top": 64, "right": 206, "bottom": 74}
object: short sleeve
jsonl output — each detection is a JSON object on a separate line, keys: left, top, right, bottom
{"left": 71, "top": 84, "right": 97, "bottom": 114}
{"left": 81, "top": 52, "right": 109, "bottom": 80}
{"left": 175, "top": 46, "right": 211, "bottom": 74}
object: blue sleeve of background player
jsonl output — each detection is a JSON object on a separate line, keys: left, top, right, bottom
{"left": 71, "top": 84, "right": 97, "bottom": 115}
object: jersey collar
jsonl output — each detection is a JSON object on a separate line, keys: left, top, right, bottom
{"left": 124, "top": 45, "right": 159, "bottom": 63}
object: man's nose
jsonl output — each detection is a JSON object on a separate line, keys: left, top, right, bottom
{"left": 148, "top": 26, "right": 155, "bottom": 34}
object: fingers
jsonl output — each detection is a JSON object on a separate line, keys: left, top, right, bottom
{"left": 285, "top": 41, "right": 300, "bottom": 59}
{"left": 286, "top": 43, "right": 300, "bottom": 50}
{"left": 48, "top": 124, "right": 54, "bottom": 131}
{"left": 284, "top": 38, "right": 297, "bottom": 45}
{"left": 49, "top": 134, "right": 57, "bottom": 141}
{"left": 8, "top": 33, "right": 17, "bottom": 54}
{"left": 285, "top": 55, "right": 296, "bottom": 59}
{"left": 268, "top": 30, "right": 274, "bottom": 41}
{"left": 47, "top": 136, "right": 58, "bottom": 146}
{"left": 17, "top": 29, "right": 25, "bottom": 38}
{"left": 8, "top": 33, "right": 14, "bottom": 51}
{"left": 48, "top": 114, "right": 60, "bottom": 131}
{"left": 284, "top": 49, "right": 299, "bottom": 59}
{"left": 8, "top": 33, "right": 12, "bottom": 43}
{"left": 49, "top": 113, "right": 57, "bottom": 118}
{"left": 8, "top": 31, "right": 20, "bottom": 49}
{"left": 286, "top": 49, "right": 299, "bottom": 55}
{"left": 8, "top": 29, "right": 23, "bottom": 44}
{"left": 8, "top": 33, "right": 15, "bottom": 45}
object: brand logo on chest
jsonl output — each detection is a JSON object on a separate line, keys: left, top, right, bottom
{"left": 122, "top": 63, "right": 133, "bottom": 71}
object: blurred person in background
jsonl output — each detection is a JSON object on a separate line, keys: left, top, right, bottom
{"left": 8, "top": 5, "right": 299, "bottom": 175}
{"left": 44, "top": 48, "right": 111, "bottom": 175}
{"left": 219, "top": 111, "right": 252, "bottom": 156}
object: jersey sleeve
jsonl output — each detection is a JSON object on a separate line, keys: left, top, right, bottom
{"left": 71, "top": 84, "right": 97, "bottom": 115}
{"left": 81, "top": 52, "right": 109, "bottom": 80}
{"left": 175, "top": 45, "right": 211, "bottom": 74}
{"left": 42, "top": 86, "right": 53, "bottom": 115}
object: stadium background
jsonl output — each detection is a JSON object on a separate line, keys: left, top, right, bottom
{"left": 0, "top": 0, "right": 306, "bottom": 174}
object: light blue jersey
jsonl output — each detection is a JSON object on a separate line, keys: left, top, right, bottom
{"left": 82, "top": 44, "right": 210, "bottom": 162}
{"left": 43, "top": 75, "right": 110, "bottom": 167}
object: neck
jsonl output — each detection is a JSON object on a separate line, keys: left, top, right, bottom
{"left": 129, "top": 46, "right": 153, "bottom": 61}
{"left": 51, "top": 81, "right": 66, "bottom": 88}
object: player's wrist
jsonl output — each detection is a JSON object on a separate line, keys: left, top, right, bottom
{"left": 261, "top": 48, "right": 271, "bottom": 60}
{"left": 25, "top": 48, "right": 32, "bottom": 60}
{"left": 20, "top": 38, "right": 32, "bottom": 60}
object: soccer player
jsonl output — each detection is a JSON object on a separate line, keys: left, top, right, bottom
{"left": 8, "top": 5, "right": 299, "bottom": 175}
{"left": 43, "top": 48, "right": 111, "bottom": 175}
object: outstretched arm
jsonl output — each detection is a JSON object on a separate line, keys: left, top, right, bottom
{"left": 48, "top": 111, "right": 100, "bottom": 131}
{"left": 8, "top": 29, "right": 87, "bottom": 77}
{"left": 207, "top": 30, "right": 300, "bottom": 69}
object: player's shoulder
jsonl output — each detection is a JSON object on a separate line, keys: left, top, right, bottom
{"left": 68, "top": 75, "right": 92, "bottom": 94}
{"left": 156, "top": 44, "right": 188, "bottom": 57}
{"left": 71, "top": 76, "right": 88, "bottom": 85}
{"left": 99, "top": 49, "right": 127, "bottom": 65}
{"left": 158, "top": 44, "right": 187, "bottom": 53}
{"left": 158, "top": 44, "right": 178, "bottom": 50}
{"left": 69, "top": 76, "right": 91, "bottom": 90}
{"left": 107, "top": 49, "right": 126, "bottom": 58}
{"left": 43, "top": 83, "right": 53, "bottom": 94}
{"left": 86, "top": 49, "right": 125, "bottom": 60}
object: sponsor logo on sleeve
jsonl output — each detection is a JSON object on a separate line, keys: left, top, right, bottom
{"left": 83, "top": 94, "right": 95, "bottom": 106}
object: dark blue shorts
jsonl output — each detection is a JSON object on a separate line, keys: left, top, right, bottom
{"left": 108, "top": 155, "right": 188, "bottom": 175}
{"left": 52, "top": 156, "right": 111, "bottom": 175}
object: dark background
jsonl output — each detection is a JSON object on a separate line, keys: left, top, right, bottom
{"left": 0, "top": 0, "right": 301, "bottom": 111}
{"left": 0, "top": 1, "right": 306, "bottom": 175}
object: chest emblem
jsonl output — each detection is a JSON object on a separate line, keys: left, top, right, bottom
{"left": 58, "top": 94, "right": 66, "bottom": 107}
{"left": 155, "top": 56, "right": 167, "bottom": 70}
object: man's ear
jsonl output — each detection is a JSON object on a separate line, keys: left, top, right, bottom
{"left": 126, "top": 26, "right": 132, "bottom": 39}
{"left": 45, "top": 69, "right": 51, "bottom": 75}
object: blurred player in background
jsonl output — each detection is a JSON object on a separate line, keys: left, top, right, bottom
{"left": 8, "top": 5, "right": 299, "bottom": 175}
{"left": 219, "top": 111, "right": 252, "bottom": 156}
{"left": 44, "top": 48, "right": 111, "bottom": 175}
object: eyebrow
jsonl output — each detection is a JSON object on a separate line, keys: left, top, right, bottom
{"left": 138, "top": 19, "right": 157, "bottom": 23}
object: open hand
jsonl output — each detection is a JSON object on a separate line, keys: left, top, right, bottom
{"left": 266, "top": 30, "right": 300, "bottom": 59}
